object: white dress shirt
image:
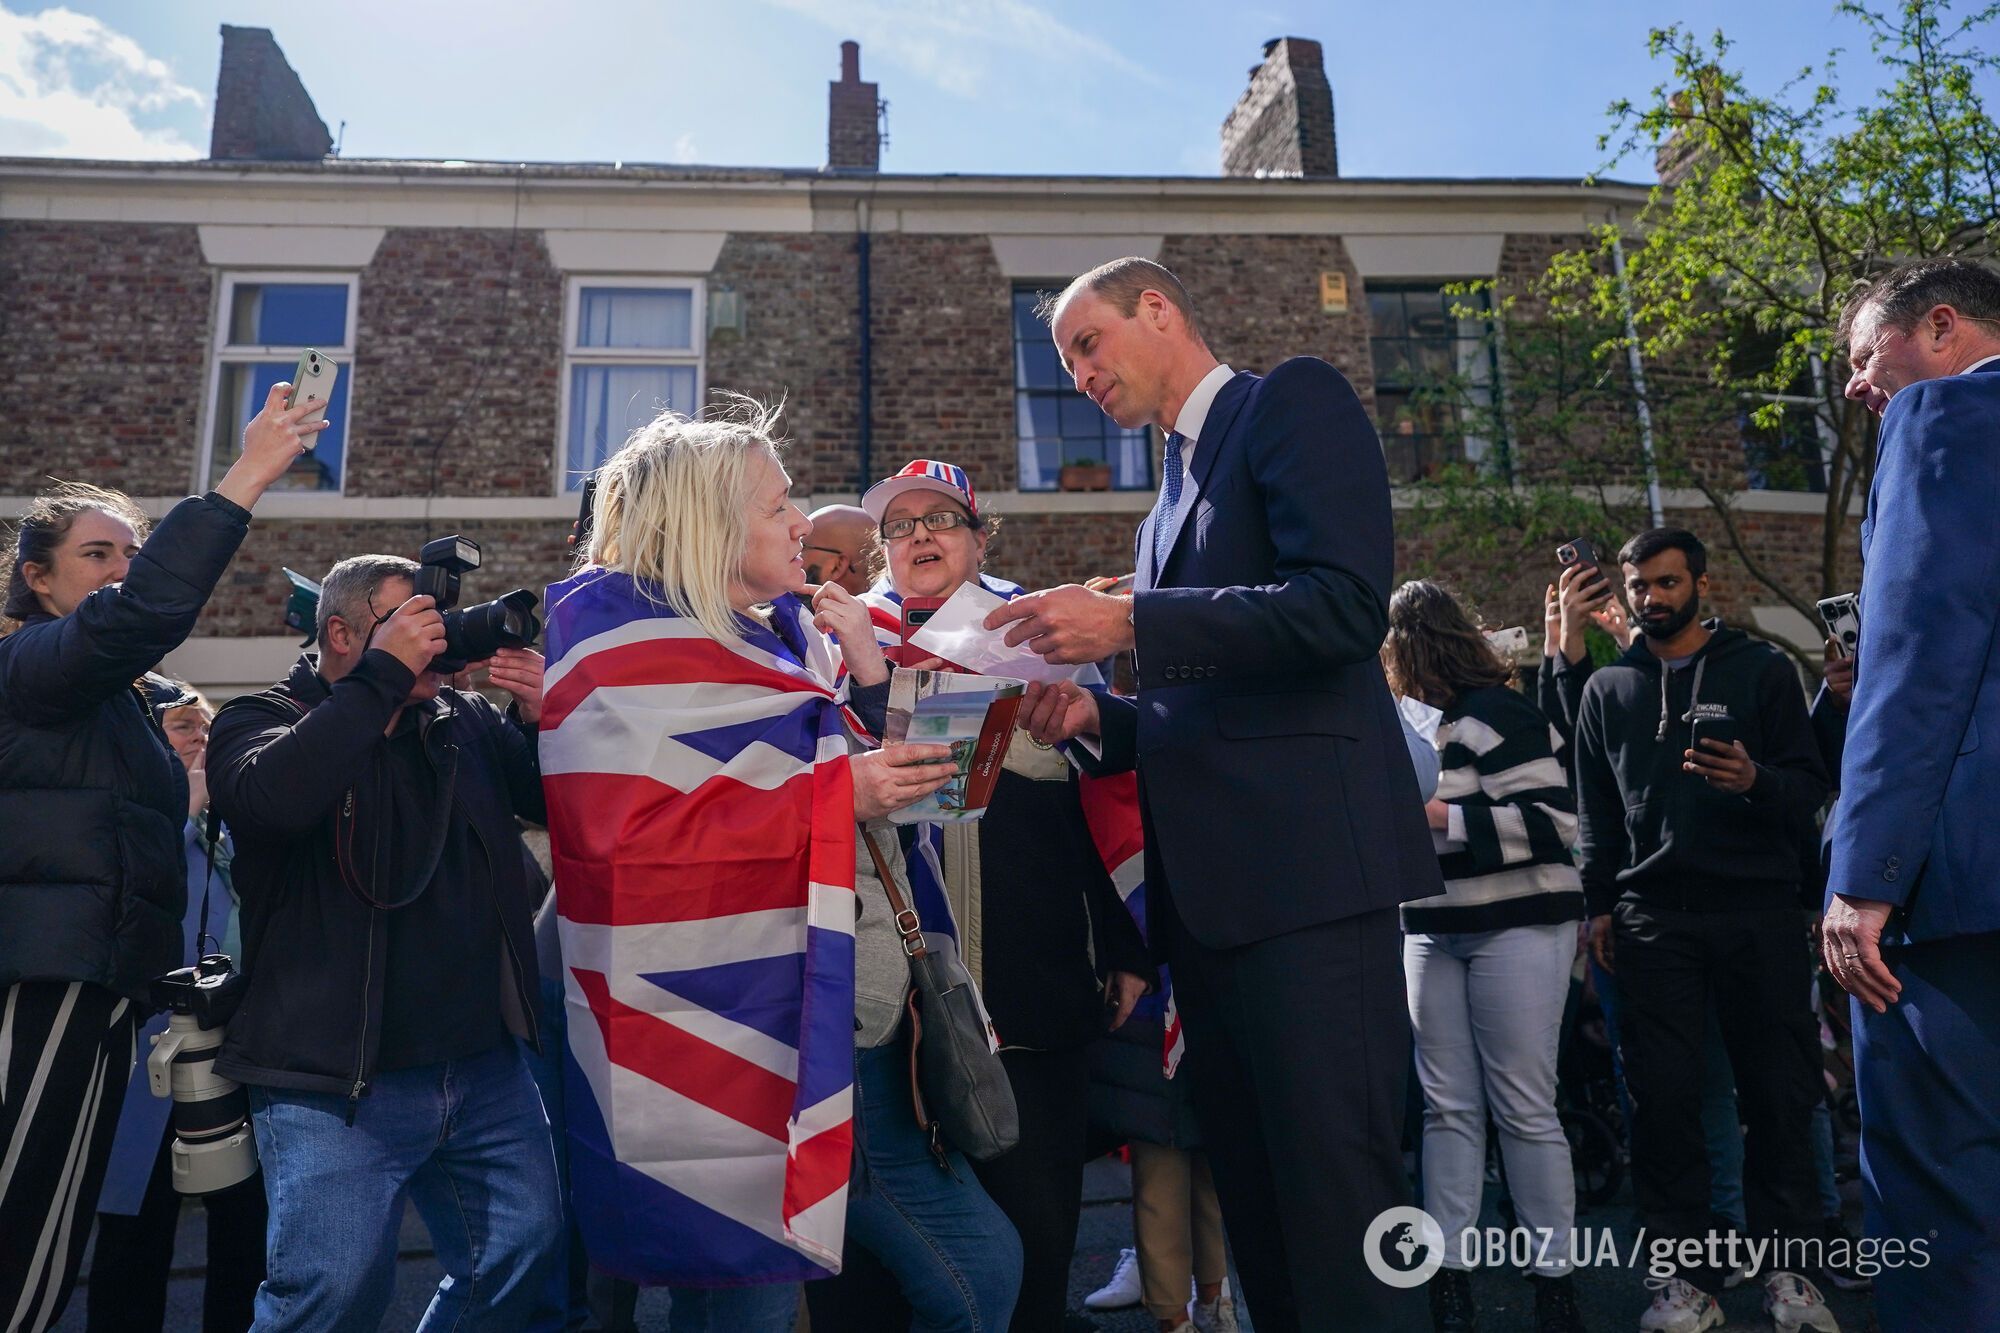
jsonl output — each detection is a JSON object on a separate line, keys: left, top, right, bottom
{"left": 1170, "top": 362, "right": 1238, "bottom": 499}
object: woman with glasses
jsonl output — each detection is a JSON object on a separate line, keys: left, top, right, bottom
{"left": 807, "top": 459, "right": 1156, "bottom": 1333}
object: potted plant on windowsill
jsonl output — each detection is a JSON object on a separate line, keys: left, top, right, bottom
{"left": 1057, "top": 458, "right": 1113, "bottom": 491}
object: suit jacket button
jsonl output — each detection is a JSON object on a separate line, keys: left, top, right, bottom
{"left": 1886, "top": 856, "right": 1901, "bottom": 868}
{"left": 1884, "top": 868, "right": 1899, "bottom": 882}
{"left": 1206, "top": 666, "right": 1218, "bottom": 678}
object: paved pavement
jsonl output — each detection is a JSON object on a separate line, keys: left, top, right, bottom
{"left": 57, "top": 1155, "right": 1881, "bottom": 1331}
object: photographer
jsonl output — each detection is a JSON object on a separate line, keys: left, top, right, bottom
{"left": 0, "top": 385, "right": 323, "bottom": 1331}
{"left": 204, "top": 554, "right": 557, "bottom": 1329}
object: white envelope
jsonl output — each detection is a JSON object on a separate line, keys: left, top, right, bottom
{"left": 907, "top": 582, "right": 1090, "bottom": 685}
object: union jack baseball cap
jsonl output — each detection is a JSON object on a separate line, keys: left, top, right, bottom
{"left": 860, "top": 459, "right": 981, "bottom": 523}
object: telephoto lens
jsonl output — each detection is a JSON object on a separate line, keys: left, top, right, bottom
{"left": 147, "top": 956, "right": 258, "bottom": 1194}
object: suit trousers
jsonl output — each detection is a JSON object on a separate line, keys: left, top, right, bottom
{"left": 1854, "top": 930, "right": 2000, "bottom": 1333}
{"left": 971, "top": 1046, "right": 1091, "bottom": 1333}
{"left": 1155, "top": 880, "right": 1424, "bottom": 1333}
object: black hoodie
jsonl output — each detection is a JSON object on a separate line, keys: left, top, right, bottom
{"left": 1574, "top": 621, "right": 1827, "bottom": 915}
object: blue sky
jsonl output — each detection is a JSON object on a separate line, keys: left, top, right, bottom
{"left": 0, "top": 1, "right": 1986, "bottom": 181}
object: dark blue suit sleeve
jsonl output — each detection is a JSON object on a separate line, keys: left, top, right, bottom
{"left": 1829, "top": 381, "right": 2000, "bottom": 905}
{"left": 1132, "top": 360, "right": 1390, "bottom": 684}
{"left": 1072, "top": 690, "right": 1137, "bottom": 777}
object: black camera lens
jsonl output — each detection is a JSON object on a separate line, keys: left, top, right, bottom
{"left": 434, "top": 588, "right": 541, "bottom": 674}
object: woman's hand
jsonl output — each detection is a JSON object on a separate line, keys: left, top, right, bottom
{"left": 1104, "top": 970, "right": 1150, "bottom": 1032}
{"left": 1018, "top": 680, "right": 1100, "bottom": 747}
{"left": 483, "top": 648, "right": 546, "bottom": 725}
{"left": 1542, "top": 583, "right": 1561, "bottom": 659}
{"left": 1592, "top": 593, "right": 1635, "bottom": 649}
{"left": 813, "top": 583, "right": 889, "bottom": 687}
{"left": 1425, "top": 798, "right": 1452, "bottom": 833}
{"left": 852, "top": 744, "right": 962, "bottom": 822}
{"left": 186, "top": 756, "right": 208, "bottom": 820}
{"left": 214, "top": 381, "right": 331, "bottom": 511}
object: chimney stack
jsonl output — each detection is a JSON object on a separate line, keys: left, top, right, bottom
{"left": 826, "top": 41, "right": 883, "bottom": 173}
{"left": 209, "top": 25, "right": 332, "bottom": 161}
{"left": 1221, "top": 37, "right": 1338, "bottom": 179}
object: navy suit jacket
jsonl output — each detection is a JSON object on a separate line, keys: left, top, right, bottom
{"left": 1827, "top": 358, "right": 2000, "bottom": 944}
{"left": 1087, "top": 358, "right": 1444, "bottom": 949}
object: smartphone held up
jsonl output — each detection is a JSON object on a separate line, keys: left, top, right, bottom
{"left": 284, "top": 348, "right": 339, "bottom": 448}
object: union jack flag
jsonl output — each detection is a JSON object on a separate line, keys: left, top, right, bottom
{"left": 539, "top": 567, "right": 864, "bottom": 1285}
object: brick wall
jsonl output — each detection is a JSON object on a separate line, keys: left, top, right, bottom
{"left": 0, "top": 222, "right": 213, "bottom": 494}
{"left": 348, "top": 227, "right": 564, "bottom": 497}
{"left": 1220, "top": 38, "right": 1338, "bottom": 179}
{"left": 1158, "top": 234, "right": 1374, "bottom": 409}
{"left": 866, "top": 234, "right": 1016, "bottom": 487}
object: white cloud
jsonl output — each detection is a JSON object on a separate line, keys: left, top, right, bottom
{"left": 671, "top": 130, "right": 698, "bottom": 162}
{"left": 762, "top": 0, "right": 1163, "bottom": 99}
{"left": 0, "top": 4, "right": 202, "bottom": 159}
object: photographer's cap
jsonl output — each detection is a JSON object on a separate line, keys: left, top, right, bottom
{"left": 862, "top": 459, "right": 979, "bottom": 523}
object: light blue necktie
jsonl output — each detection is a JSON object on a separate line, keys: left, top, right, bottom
{"left": 1151, "top": 432, "right": 1186, "bottom": 581}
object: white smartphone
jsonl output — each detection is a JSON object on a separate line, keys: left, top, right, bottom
{"left": 1484, "top": 625, "right": 1531, "bottom": 658}
{"left": 284, "top": 348, "right": 339, "bottom": 449}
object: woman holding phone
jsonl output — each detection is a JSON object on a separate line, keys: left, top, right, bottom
{"left": 0, "top": 385, "right": 325, "bottom": 1331}
{"left": 1381, "top": 580, "right": 1586, "bottom": 1333}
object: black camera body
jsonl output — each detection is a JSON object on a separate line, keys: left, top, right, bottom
{"left": 151, "top": 953, "right": 249, "bottom": 1032}
{"left": 413, "top": 535, "right": 543, "bottom": 673}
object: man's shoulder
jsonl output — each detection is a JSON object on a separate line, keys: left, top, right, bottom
{"left": 1255, "top": 356, "right": 1353, "bottom": 399}
{"left": 1883, "top": 367, "right": 2000, "bottom": 433}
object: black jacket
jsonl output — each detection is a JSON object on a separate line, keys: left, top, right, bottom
{"left": 1574, "top": 622, "right": 1828, "bottom": 916}
{"left": 1537, "top": 652, "right": 1595, "bottom": 756}
{"left": 207, "top": 651, "right": 546, "bottom": 1101}
{"left": 0, "top": 493, "right": 249, "bottom": 1001}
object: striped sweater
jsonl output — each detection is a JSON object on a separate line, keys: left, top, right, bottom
{"left": 1401, "top": 684, "right": 1586, "bottom": 935}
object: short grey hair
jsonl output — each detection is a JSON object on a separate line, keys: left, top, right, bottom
{"left": 318, "top": 554, "right": 419, "bottom": 647}
{"left": 1838, "top": 258, "right": 2000, "bottom": 350}
{"left": 1034, "top": 256, "right": 1206, "bottom": 346}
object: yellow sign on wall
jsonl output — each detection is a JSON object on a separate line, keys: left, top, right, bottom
{"left": 1320, "top": 271, "right": 1349, "bottom": 314}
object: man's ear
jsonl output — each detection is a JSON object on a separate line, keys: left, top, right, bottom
{"left": 323, "top": 615, "right": 355, "bottom": 658}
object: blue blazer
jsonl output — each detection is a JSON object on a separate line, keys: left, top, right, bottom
{"left": 1827, "top": 358, "right": 2000, "bottom": 943}
{"left": 1089, "top": 358, "right": 1444, "bottom": 949}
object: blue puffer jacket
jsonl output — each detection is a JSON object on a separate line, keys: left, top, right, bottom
{"left": 0, "top": 493, "right": 250, "bottom": 1001}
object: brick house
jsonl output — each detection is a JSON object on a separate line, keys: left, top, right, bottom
{"left": 0, "top": 27, "right": 1855, "bottom": 695}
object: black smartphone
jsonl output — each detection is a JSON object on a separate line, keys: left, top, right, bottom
{"left": 1556, "top": 538, "right": 1600, "bottom": 571}
{"left": 1688, "top": 713, "right": 1739, "bottom": 757}
{"left": 570, "top": 472, "right": 599, "bottom": 553}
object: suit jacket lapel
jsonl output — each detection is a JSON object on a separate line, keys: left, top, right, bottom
{"left": 1153, "top": 373, "right": 1255, "bottom": 584}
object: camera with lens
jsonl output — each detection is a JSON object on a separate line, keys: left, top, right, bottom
{"left": 413, "top": 535, "right": 543, "bottom": 674}
{"left": 148, "top": 954, "right": 257, "bottom": 1195}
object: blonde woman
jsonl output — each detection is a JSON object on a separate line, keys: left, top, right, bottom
{"left": 541, "top": 400, "right": 1021, "bottom": 1332}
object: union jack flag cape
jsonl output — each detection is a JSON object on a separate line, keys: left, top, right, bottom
{"left": 539, "top": 567, "right": 868, "bottom": 1285}
{"left": 859, "top": 579, "right": 1181, "bottom": 1075}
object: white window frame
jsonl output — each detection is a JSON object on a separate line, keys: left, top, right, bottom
{"left": 556, "top": 275, "right": 706, "bottom": 493}
{"left": 1738, "top": 353, "right": 1838, "bottom": 493}
{"left": 197, "top": 271, "right": 360, "bottom": 497}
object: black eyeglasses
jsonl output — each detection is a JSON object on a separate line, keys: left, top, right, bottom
{"left": 880, "top": 511, "right": 977, "bottom": 542}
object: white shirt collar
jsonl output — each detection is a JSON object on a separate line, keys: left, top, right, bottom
{"left": 1965, "top": 353, "right": 2000, "bottom": 375}
{"left": 1172, "top": 364, "right": 1235, "bottom": 444}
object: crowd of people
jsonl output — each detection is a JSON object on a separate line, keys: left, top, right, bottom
{"left": 1, "top": 255, "right": 1997, "bottom": 1333}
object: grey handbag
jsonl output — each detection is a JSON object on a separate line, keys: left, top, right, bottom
{"left": 862, "top": 830, "right": 1021, "bottom": 1165}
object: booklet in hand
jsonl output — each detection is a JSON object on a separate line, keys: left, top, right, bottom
{"left": 881, "top": 667, "right": 1027, "bottom": 824}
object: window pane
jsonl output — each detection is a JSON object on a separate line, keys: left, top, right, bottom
{"left": 577, "top": 288, "right": 695, "bottom": 350}
{"left": 1014, "top": 338, "right": 1067, "bottom": 390}
{"left": 1058, "top": 393, "right": 1112, "bottom": 437}
{"left": 1367, "top": 290, "right": 1406, "bottom": 338}
{"left": 210, "top": 361, "right": 345, "bottom": 491}
{"left": 567, "top": 364, "right": 698, "bottom": 482}
{"left": 1018, "top": 437, "right": 1063, "bottom": 491}
{"left": 1016, "top": 394, "right": 1059, "bottom": 440}
{"left": 1111, "top": 429, "right": 1153, "bottom": 490}
{"left": 1372, "top": 342, "right": 1412, "bottom": 386}
{"left": 226, "top": 283, "right": 349, "bottom": 347}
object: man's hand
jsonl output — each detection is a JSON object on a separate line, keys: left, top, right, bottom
{"left": 986, "top": 586, "right": 1134, "bottom": 664}
{"left": 1823, "top": 638, "right": 1855, "bottom": 707}
{"left": 1587, "top": 914, "right": 1615, "bottom": 974}
{"left": 375, "top": 595, "right": 448, "bottom": 677}
{"left": 1592, "top": 595, "right": 1634, "bottom": 649}
{"left": 1104, "top": 970, "right": 1149, "bottom": 1032}
{"left": 852, "top": 744, "right": 962, "bottom": 822}
{"left": 1685, "top": 738, "right": 1756, "bottom": 795}
{"left": 812, "top": 582, "right": 888, "bottom": 686}
{"left": 214, "top": 381, "right": 332, "bottom": 510}
{"left": 1542, "top": 583, "right": 1561, "bottom": 659}
{"left": 1556, "top": 563, "right": 1612, "bottom": 664}
{"left": 484, "top": 648, "right": 546, "bottom": 725}
{"left": 1823, "top": 893, "right": 1902, "bottom": 1013}
{"left": 1018, "top": 679, "right": 1100, "bottom": 747}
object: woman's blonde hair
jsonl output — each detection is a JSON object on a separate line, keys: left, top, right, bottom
{"left": 584, "top": 395, "right": 789, "bottom": 645}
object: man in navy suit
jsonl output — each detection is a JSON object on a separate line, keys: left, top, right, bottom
{"left": 991, "top": 258, "right": 1443, "bottom": 1331}
{"left": 1826, "top": 257, "right": 2000, "bottom": 1332}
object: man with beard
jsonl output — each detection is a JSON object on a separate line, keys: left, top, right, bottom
{"left": 1573, "top": 528, "right": 1837, "bottom": 1333}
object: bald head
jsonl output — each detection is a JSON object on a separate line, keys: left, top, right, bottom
{"left": 806, "top": 504, "right": 876, "bottom": 595}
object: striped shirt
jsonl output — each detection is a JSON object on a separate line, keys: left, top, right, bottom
{"left": 1401, "top": 684, "right": 1586, "bottom": 935}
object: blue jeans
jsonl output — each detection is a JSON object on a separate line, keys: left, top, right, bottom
{"left": 846, "top": 1038, "right": 1021, "bottom": 1332}
{"left": 665, "top": 1283, "right": 799, "bottom": 1331}
{"left": 247, "top": 1042, "right": 561, "bottom": 1332}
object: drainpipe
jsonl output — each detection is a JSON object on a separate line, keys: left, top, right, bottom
{"left": 1610, "top": 214, "right": 1666, "bottom": 529}
{"left": 856, "top": 197, "right": 874, "bottom": 493}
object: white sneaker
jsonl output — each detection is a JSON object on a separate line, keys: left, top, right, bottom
{"left": 1192, "top": 1279, "right": 1240, "bottom": 1333}
{"left": 1084, "top": 1247, "right": 1143, "bottom": 1311}
{"left": 1763, "top": 1270, "right": 1841, "bottom": 1332}
{"left": 1638, "top": 1277, "right": 1724, "bottom": 1333}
